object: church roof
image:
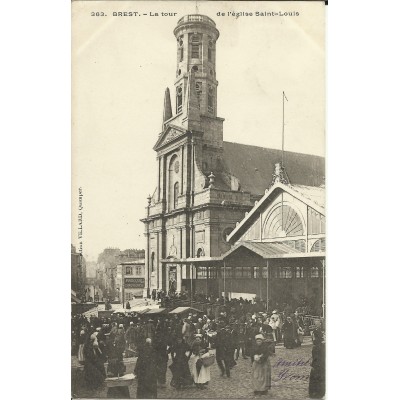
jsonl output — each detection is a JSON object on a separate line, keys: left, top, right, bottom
{"left": 222, "top": 141, "right": 325, "bottom": 196}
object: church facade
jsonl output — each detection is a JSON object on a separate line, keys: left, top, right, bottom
{"left": 141, "top": 14, "right": 324, "bottom": 303}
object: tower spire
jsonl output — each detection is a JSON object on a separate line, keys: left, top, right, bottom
{"left": 162, "top": 87, "right": 172, "bottom": 131}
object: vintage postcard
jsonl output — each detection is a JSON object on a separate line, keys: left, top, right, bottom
{"left": 72, "top": 1, "right": 326, "bottom": 398}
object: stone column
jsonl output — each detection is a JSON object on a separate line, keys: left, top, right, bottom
{"left": 157, "top": 156, "right": 161, "bottom": 201}
{"left": 156, "top": 232, "right": 160, "bottom": 289}
{"left": 180, "top": 145, "right": 184, "bottom": 195}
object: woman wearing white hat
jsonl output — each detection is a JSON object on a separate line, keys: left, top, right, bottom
{"left": 189, "top": 334, "right": 212, "bottom": 389}
{"left": 269, "top": 310, "right": 281, "bottom": 343}
{"left": 83, "top": 332, "right": 106, "bottom": 389}
{"left": 251, "top": 334, "right": 272, "bottom": 396}
{"left": 77, "top": 330, "right": 86, "bottom": 365}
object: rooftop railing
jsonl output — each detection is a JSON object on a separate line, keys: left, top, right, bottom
{"left": 177, "top": 14, "right": 216, "bottom": 26}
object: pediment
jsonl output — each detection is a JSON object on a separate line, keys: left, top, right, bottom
{"left": 227, "top": 182, "right": 325, "bottom": 243}
{"left": 154, "top": 125, "right": 187, "bottom": 150}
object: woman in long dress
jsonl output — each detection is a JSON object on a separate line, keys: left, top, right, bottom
{"left": 134, "top": 338, "right": 158, "bottom": 399}
{"left": 189, "top": 335, "right": 211, "bottom": 389}
{"left": 282, "top": 316, "right": 296, "bottom": 349}
{"left": 84, "top": 333, "right": 106, "bottom": 390}
{"left": 77, "top": 330, "right": 86, "bottom": 365}
{"left": 169, "top": 336, "right": 193, "bottom": 389}
{"left": 251, "top": 334, "right": 272, "bottom": 396}
{"left": 309, "top": 329, "right": 325, "bottom": 399}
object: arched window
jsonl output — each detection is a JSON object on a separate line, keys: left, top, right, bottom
{"left": 191, "top": 34, "right": 201, "bottom": 59}
{"left": 178, "top": 36, "right": 184, "bottom": 62}
{"left": 311, "top": 239, "right": 326, "bottom": 252}
{"left": 176, "top": 86, "right": 183, "bottom": 113}
{"left": 168, "top": 155, "right": 179, "bottom": 212}
{"left": 151, "top": 252, "right": 155, "bottom": 272}
{"left": 263, "top": 204, "right": 304, "bottom": 239}
{"left": 173, "top": 182, "right": 179, "bottom": 209}
{"left": 279, "top": 267, "right": 292, "bottom": 278}
{"left": 195, "top": 82, "right": 202, "bottom": 102}
{"left": 179, "top": 46, "right": 183, "bottom": 62}
{"left": 311, "top": 266, "right": 320, "bottom": 278}
{"left": 208, "top": 86, "right": 214, "bottom": 113}
{"left": 295, "top": 266, "right": 304, "bottom": 278}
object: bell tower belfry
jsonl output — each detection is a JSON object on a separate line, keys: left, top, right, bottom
{"left": 155, "top": 14, "right": 224, "bottom": 194}
{"left": 173, "top": 15, "right": 220, "bottom": 119}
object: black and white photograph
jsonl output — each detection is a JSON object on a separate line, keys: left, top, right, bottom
{"left": 71, "top": 1, "right": 326, "bottom": 398}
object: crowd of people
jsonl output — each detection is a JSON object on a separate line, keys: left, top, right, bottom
{"left": 72, "top": 296, "right": 325, "bottom": 398}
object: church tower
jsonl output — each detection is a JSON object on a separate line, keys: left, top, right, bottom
{"left": 173, "top": 15, "right": 219, "bottom": 120}
{"left": 142, "top": 15, "right": 253, "bottom": 297}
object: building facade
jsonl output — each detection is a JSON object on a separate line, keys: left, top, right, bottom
{"left": 141, "top": 15, "right": 325, "bottom": 301}
{"left": 97, "top": 247, "right": 145, "bottom": 301}
{"left": 116, "top": 260, "right": 146, "bottom": 303}
{"left": 71, "top": 244, "right": 86, "bottom": 300}
{"left": 84, "top": 261, "right": 104, "bottom": 302}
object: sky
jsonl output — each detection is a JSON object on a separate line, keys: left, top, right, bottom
{"left": 72, "top": 1, "right": 325, "bottom": 261}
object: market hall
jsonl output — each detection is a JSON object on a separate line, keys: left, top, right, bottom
{"left": 164, "top": 164, "right": 326, "bottom": 316}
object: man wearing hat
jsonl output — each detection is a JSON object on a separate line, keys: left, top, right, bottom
{"left": 113, "top": 324, "right": 126, "bottom": 360}
{"left": 95, "top": 326, "right": 107, "bottom": 356}
{"left": 215, "top": 326, "right": 230, "bottom": 377}
{"left": 144, "top": 318, "right": 155, "bottom": 342}
{"left": 109, "top": 322, "right": 118, "bottom": 343}
{"left": 125, "top": 321, "right": 135, "bottom": 357}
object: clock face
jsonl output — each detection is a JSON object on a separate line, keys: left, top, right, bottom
{"left": 174, "top": 161, "right": 180, "bottom": 173}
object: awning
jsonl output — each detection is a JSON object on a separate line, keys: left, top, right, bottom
{"left": 136, "top": 308, "right": 150, "bottom": 314}
{"left": 222, "top": 241, "right": 325, "bottom": 260}
{"left": 160, "top": 256, "right": 222, "bottom": 264}
{"left": 71, "top": 291, "right": 81, "bottom": 303}
{"left": 83, "top": 307, "right": 99, "bottom": 317}
{"left": 160, "top": 242, "right": 324, "bottom": 265}
{"left": 144, "top": 308, "right": 167, "bottom": 315}
{"left": 169, "top": 306, "right": 203, "bottom": 314}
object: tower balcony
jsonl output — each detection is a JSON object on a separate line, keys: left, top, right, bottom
{"left": 177, "top": 14, "right": 216, "bottom": 27}
{"left": 193, "top": 188, "right": 253, "bottom": 208}
{"left": 174, "top": 14, "right": 219, "bottom": 39}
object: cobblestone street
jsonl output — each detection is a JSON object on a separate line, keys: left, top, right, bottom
{"left": 73, "top": 339, "right": 314, "bottom": 399}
